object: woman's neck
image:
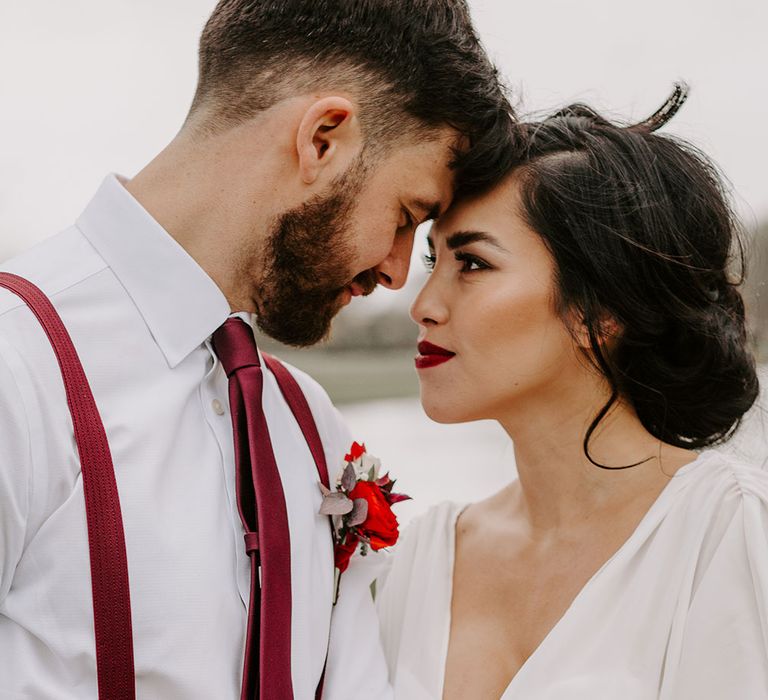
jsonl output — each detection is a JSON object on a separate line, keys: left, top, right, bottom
{"left": 496, "top": 370, "right": 696, "bottom": 534}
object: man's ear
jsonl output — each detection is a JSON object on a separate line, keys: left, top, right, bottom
{"left": 296, "top": 96, "right": 362, "bottom": 185}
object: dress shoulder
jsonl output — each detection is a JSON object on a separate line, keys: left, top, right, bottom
{"left": 661, "top": 450, "right": 768, "bottom": 698}
{"left": 680, "top": 449, "right": 768, "bottom": 526}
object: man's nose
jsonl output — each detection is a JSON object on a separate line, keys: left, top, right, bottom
{"left": 374, "top": 229, "right": 415, "bottom": 290}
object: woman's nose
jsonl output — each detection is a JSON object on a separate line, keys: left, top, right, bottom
{"left": 410, "top": 272, "right": 449, "bottom": 327}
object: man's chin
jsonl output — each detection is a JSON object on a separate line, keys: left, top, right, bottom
{"left": 256, "top": 322, "right": 333, "bottom": 348}
{"left": 255, "top": 305, "right": 338, "bottom": 348}
{"left": 253, "top": 280, "right": 358, "bottom": 346}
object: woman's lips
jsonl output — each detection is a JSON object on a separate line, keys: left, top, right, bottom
{"left": 415, "top": 340, "right": 456, "bottom": 369}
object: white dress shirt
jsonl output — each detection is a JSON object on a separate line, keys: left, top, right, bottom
{"left": 0, "top": 175, "right": 392, "bottom": 699}
{"left": 377, "top": 450, "right": 768, "bottom": 699}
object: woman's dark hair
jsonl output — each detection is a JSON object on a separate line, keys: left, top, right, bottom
{"left": 514, "top": 84, "right": 759, "bottom": 467}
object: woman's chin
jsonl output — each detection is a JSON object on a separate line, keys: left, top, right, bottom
{"left": 420, "top": 394, "right": 470, "bottom": 425}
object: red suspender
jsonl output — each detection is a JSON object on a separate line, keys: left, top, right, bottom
{"left": 263, "top": 353, "right": 332, "bottom": 700}
{"left": 0, "top": 272, "right": 136, "bottom": 700}
{"left": 263, "top": 354, "right": 331, "bottom": 491}
{"left": 0, "top": 273, "right": 333, "bottom": 699}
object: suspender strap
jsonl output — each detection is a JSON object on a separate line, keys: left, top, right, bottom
{"left": 263, "top": 354, "right": 331, "bottom": 490}
{"left": 0, "top": 272, "right": 136, "bottom": 700}
{"left": 0, "top": 274, "right": 331, "bottom": 700}
{"left": 262, "top": 353, "right": 331, "bottom": 700}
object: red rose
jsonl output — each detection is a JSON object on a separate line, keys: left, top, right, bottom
{"left": 348, "top": 480, "right": 400, "bottom": 550}
{"left": 344, "top": 441, "right": 366, "bottom": 462}
{"left": 334, "top": 532, "right": 360, "bottom": 573}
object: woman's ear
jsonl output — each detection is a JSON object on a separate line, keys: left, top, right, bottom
{"left": 296, "top": 96, "right": 362, "bottom": 185}
{"left": 571, "top": 309, "right": 621, "bottom": 350}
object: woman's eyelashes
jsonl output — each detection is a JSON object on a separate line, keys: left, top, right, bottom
{"left": 455, "top": 251, "right": 491, "bottom": 273}
{"left": 422, "top": 250, "right": 492, "bottom": 273}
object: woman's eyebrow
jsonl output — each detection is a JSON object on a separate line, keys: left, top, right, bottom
{"left": 446, "top": 230, "right": 507, "bottom": 252}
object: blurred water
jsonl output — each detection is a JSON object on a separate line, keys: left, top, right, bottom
{"left": 339, "top": 369, "right": 768, "bottom": 527}
{"left": 339, "top": 399, "right": 513, "bottom": 527}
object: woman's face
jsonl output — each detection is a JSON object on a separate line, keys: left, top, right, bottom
{"left": 411, "top": 175, "right": 584, "bottom": 424}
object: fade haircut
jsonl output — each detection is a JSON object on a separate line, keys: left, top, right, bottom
{"left": 188, "top": 0, "right": 518, "bottom": 195}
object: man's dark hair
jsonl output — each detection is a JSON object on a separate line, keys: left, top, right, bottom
{"left": 188, "top": 0, "right": 517, "bottom": 195}
{"left": 512, "top": 84, "right": 759, "bottom": 465}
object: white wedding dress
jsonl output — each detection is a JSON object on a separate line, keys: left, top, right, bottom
{"left": 376, "top": 450, "right": 768, "bottom": 699}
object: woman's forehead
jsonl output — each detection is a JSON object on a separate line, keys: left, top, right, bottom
{"left": 431, "top": 177, "right": 521, "bottom": 241}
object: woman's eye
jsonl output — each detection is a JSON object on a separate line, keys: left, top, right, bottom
{"left": 422, "top": 252, "right": 437, "bottom": 271}
{"left": 455, "top": 252, "right": 490, "bottom": 273}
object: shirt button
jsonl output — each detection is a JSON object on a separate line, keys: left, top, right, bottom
{"left": 212, "top": 399, "right": 225, "bottom": 416}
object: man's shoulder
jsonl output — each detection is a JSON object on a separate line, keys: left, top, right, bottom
{"left": 265, "top": 354, "right": 329, "bottom": 402}
{"left": 264, "top": 353, "right": 352, "bottom": 454}
{"left": 0, "top": 226, "right": 108, "bottom": 319}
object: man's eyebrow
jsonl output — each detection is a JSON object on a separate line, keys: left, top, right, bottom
{"left": 412, "top": 199, "right": 443, "bottom": 221}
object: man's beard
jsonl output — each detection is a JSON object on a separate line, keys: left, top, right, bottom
{"left": 255, "top": 161, "right": 377, "bottom": 347}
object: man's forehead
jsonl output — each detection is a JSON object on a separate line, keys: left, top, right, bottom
{"left": 407, "top": 152, "right": 458, "bottom": 218}
{"left": 386, "top": 130, "right": 458, "bottom": 216}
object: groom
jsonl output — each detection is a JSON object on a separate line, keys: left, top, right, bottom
{"left": 0, "top": 1, "right": 514, "bottom": 698}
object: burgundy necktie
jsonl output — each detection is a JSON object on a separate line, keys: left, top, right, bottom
{"left": 212, "top": 318, "right": 293, "bottom": 700}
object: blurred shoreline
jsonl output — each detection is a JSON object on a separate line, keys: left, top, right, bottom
{"left": 268, "top": 347, "right": 419, "bottom": 405}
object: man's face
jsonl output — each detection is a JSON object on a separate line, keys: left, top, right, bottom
{"left": 254, "top": 132, "right": 457, "bottom": 346}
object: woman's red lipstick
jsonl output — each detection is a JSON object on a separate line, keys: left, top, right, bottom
{"left": 415, "top": 341, "right": 456, "bottom": 369}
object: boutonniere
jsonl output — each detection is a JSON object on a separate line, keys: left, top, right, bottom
{"left": 319, "top": 441, "right": 411, "bottom": 602}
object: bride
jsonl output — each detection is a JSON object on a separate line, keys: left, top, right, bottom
{"left": 375, "top": 85, "right": 768, "bottom": 699}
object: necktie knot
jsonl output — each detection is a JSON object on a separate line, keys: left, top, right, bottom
{"left": 212, "top": 318, "right": 261, "bottom": 377}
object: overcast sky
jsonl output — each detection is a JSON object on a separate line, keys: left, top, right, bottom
{"left": 1, "top": 0, "right": 766, "bottom": 265}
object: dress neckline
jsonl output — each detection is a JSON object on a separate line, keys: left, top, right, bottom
{"left": 440, "top": 448, "right": 718, "bottom": 698}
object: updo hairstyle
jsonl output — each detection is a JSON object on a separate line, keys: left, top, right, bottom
{"left": 513, "top": 84, "right": 760, "bottom": 466}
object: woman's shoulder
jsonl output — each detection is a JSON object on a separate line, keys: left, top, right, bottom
{"left": 669, "top": 449, "right": 768, "bottom": 542}
{"left": 657, "top": 450, "right": 768, "bottom": 695}
{"left": 681, "top": 448, "right": 768, "bottom": 508}
{"left": 668, "top": 449, "right": 768, "bottom": 590}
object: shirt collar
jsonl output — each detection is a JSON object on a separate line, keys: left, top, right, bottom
{"left": 76, "top": 174, "right": 232, "bottom": 368}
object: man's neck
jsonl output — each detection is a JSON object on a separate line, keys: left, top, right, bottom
{"left": 123, "top": 128, "right": 281, "bottom": 313}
